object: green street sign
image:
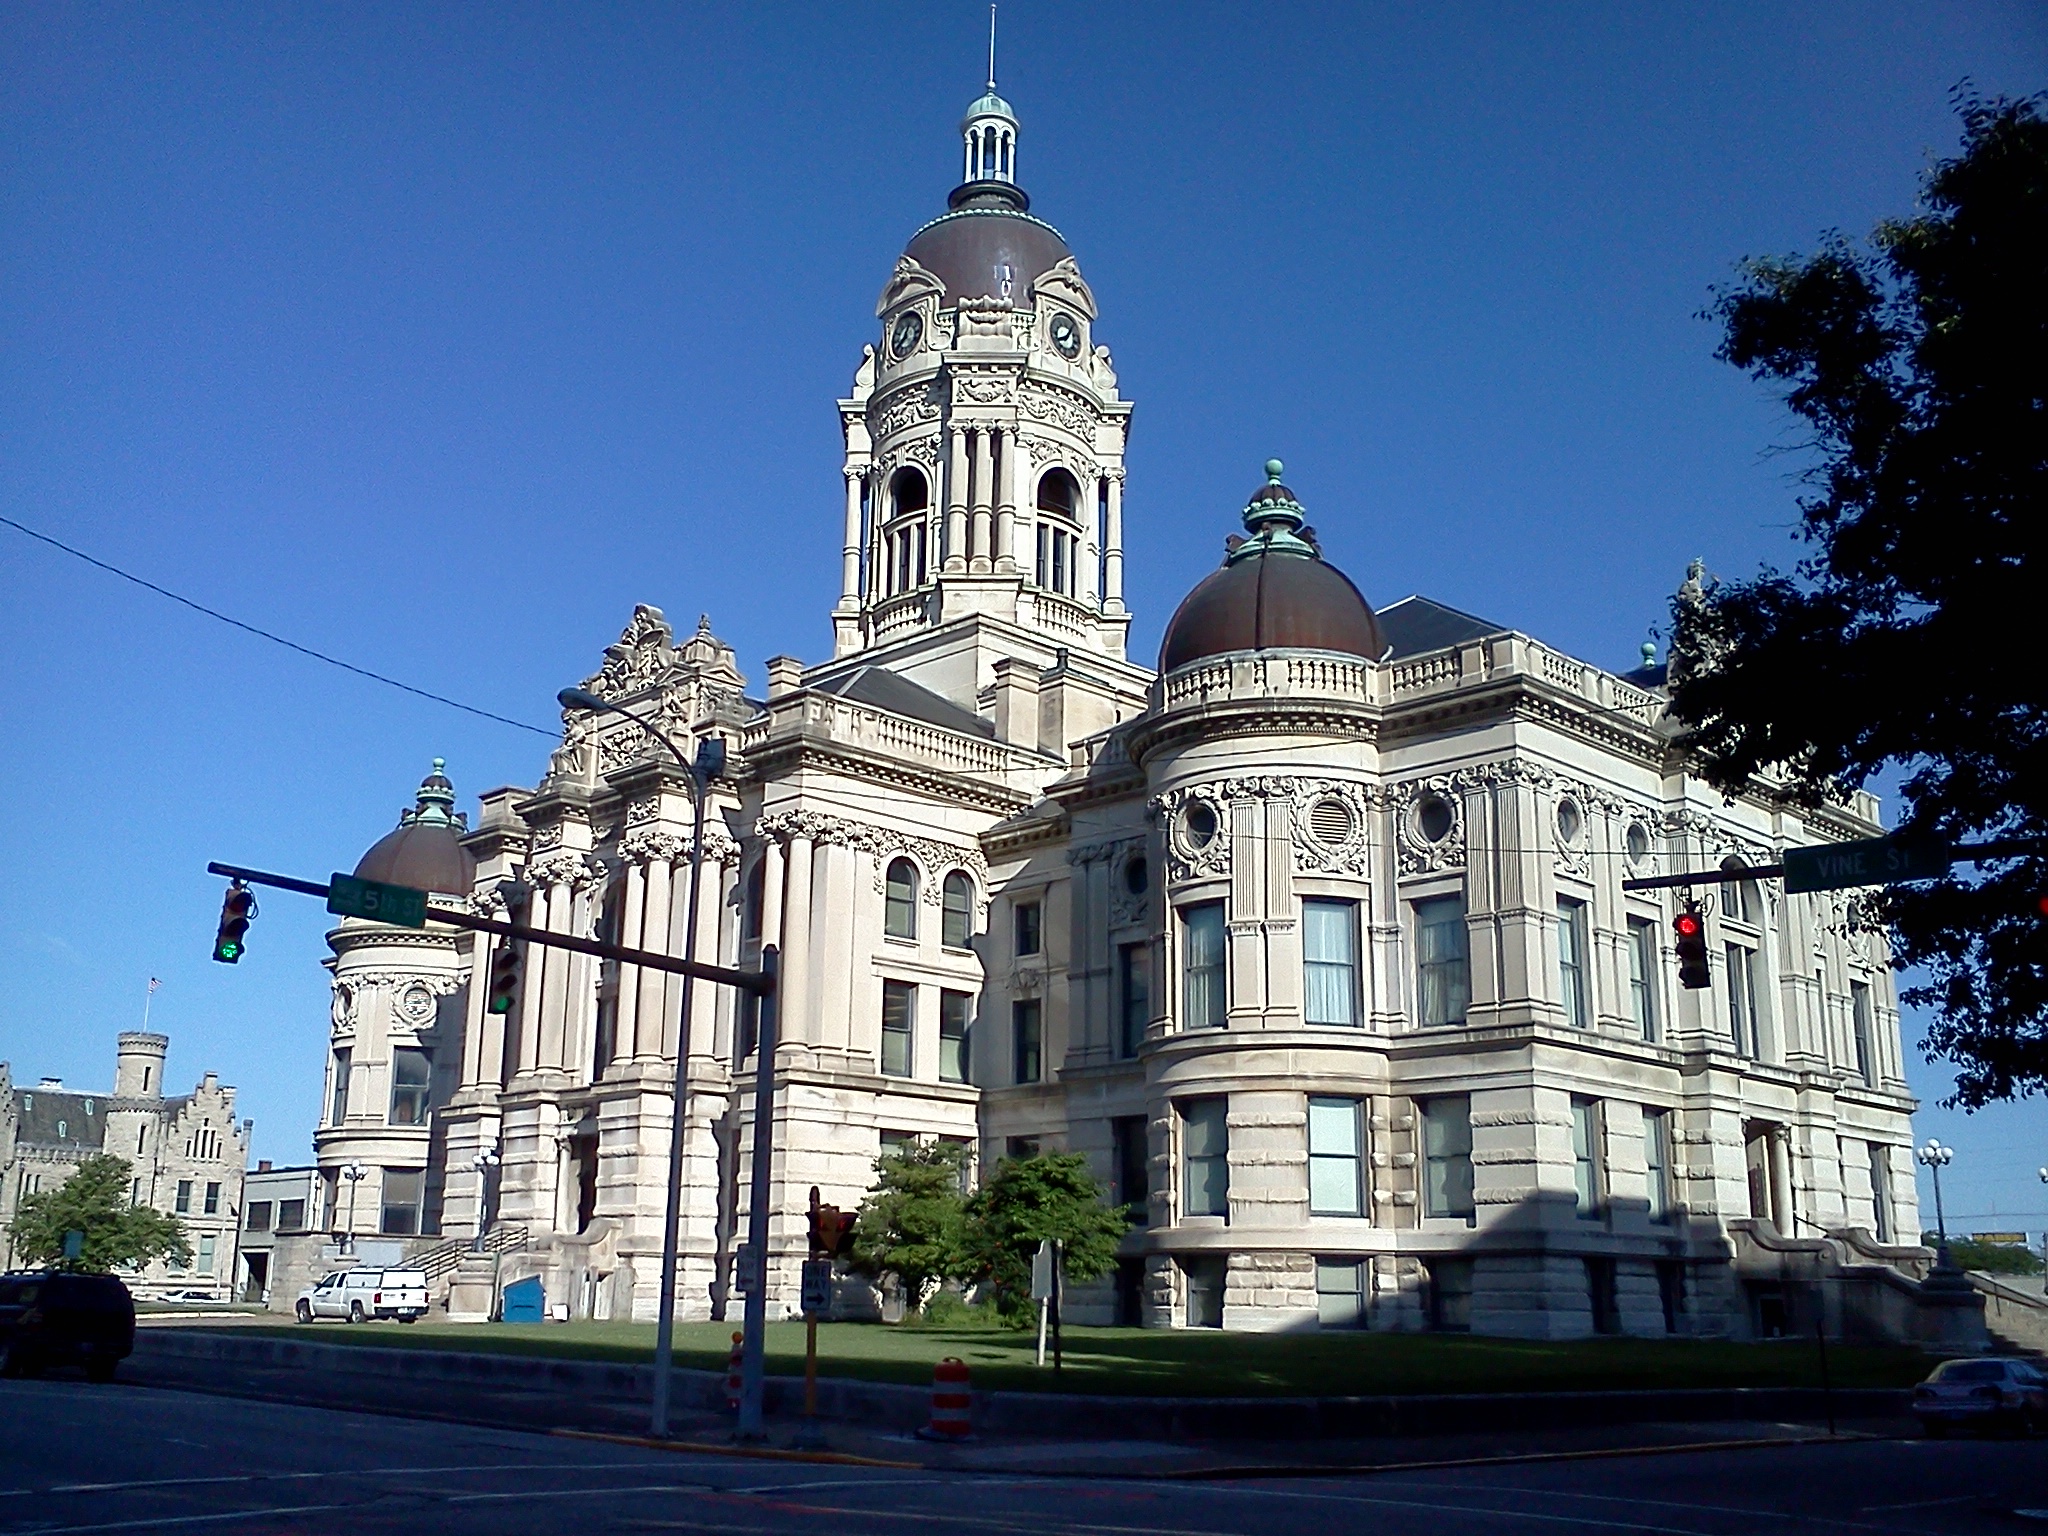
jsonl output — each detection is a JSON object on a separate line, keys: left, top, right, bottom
{"left": 326, "top": 872, "right": 431, "bottom": 928}
{"left": 1782, "top": 835, "right": 1952, "bottom": 894}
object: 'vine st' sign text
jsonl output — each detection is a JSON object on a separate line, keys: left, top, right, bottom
{"left": 1781, "top": 835, "right": 1952, "bottom": 894}
{"left": 326, "top": 872, "right": 430, "bottom": 928}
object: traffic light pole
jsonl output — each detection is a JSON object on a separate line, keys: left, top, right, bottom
{"left": 735, "top": 946, "right": 780, "bottom": 1443}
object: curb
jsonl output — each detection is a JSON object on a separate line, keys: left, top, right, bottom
{"left": 551, "top": 1427, "right": 920, "bottom": 1469}
{"left": 1158, "top": 1429, "right": 1884, "bottom": 1480}
{"left": 131, "top": 1329, "right": 1912, "bottom": 1443}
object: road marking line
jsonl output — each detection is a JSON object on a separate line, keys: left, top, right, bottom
{"left": 1195, "top": 1484, "right": 1708, "bottom": 1536}
{"left": 1857, "top": 1493, "right": 1980, "bottom": 1512}
{"left": 9, "top": 1501, "right": 356, "bottom": 1535}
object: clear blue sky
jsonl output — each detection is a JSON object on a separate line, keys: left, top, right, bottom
{"left": 2, "top": 3, "right": 2042, "bottom": 1229}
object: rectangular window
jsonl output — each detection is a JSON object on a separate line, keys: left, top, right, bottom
{"left": 881, "top": 981, "right": 916, "bottom": 1078}
{"left": 1182, "top": 902, "right": 1227, "bottom": 1029}
{"left": 175, "top": 1179, "right": 192, "bottom": 1215}
{"left": 938, "top": 989, "right": 970, "bottom": 1083}
{"left": 246, "top": 1201, "right": 273, "bottom": 1233}
{"left": 329, "top": 1048, "right": 351, "bottom": 1125}
{"left": 1111, "top": 1114, "right": 1149, "bottom": 1223}
{"left": 1316, "top": 1258, "right": 1366, "bottom": 1329}
{"left": 1421, "top": 1096, "right": 1475, "bottom": 1222}
{"left": 1868, "top": 1142, "right": 1893, "bottom": 1243}
{"left": 196, "top": 1234, "right": 216, "bottom": 1276}
{"left": 879, "top": 1128, "right": 916, "bottom": 1158}
{"left": 277, "top": 1199, "right": 306, "bottom": 1231}
{"left": 1181, "top": 1097, "right": 1229, "bottom": 1218}
{"left": 1011, "top": 998, "right": 1041, "bottom": 1084}
{"left": 1302, "top": 899, "right": 1360, "bottom": 1026}
{"left": 1427, "top": 1257, "right": 1473, "bottom": 1332}
{"left": 204, "top": 1181, "right": 222, "bottom": 1216}
{"left": 380, "top": 1169, "right": 423, "bottom": 1236}
{"left": 1557, "top": 898, "right": 1590, "bottom": 1028}
{"left": 389, "top": 1047, "right": 432, "bottom": 1126}
{"left": 1643, "top": 1107, "right": 1674, "bottom": 1223}
{"left": 1051, "top": 528, "right": 1069, "bottom": 594}
{"left": 1571, "top": 1097, "right": 1602, "bottom": 1220}
{"left": 1005, "top": 1135, "right": 1040, "bottom": 1160}
{"left": 1850, "top": 980, "right": 1875, "bottom": 1086}
{"left": 1727, "top": 944, "right": 1758, "bottom": 1056}
{"left": 1014, "top": 900, "right": 1042, "bottom": 957}
{"left": 1627, "top": 916, "right": 1659, "bottom": 1041}
{"left": 1415, "top": 895, "right": 1470, "bottom": 1026}
{"left": 1308, "top": 1096, "right": 1365, "bottom": 1217}
{"left": 1117, "top": 941, "right": 1151, "bottom": 1057}
{"left": 1035, "top": 522, "right": 1049, "bottom": 588}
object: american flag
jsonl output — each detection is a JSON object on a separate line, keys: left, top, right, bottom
{"left": 147, "top": 978, "right": 162, "bottom": 995}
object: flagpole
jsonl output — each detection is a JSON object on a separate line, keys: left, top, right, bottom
{"left": 143, "top": 977, "right": 161, "bottom": 1032}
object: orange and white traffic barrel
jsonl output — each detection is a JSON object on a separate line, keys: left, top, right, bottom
{"left": 919, "top": 1355, "right": 973, "bottom": 1441}
{"left": 724, "top": 1331, "right": 744, "bottom": 1412}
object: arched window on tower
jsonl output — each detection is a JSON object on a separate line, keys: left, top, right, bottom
{"left": 890, "top": 466, "right": 929, "bottom": 518}
{"left": 885, "top": 858, "right": 919, "bottom": 940}
{"left": 942, "top": 872, "right": 974, "bottom": 949}
{"left": 1035, "top": 469, "right": 1082, "bottom": 595}
{"left": 1037, "top": 468, "right": 1080, "bottom": 517}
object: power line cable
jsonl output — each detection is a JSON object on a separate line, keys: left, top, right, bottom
{"left": 1, "top": 512, "right": 556, "bottom": 739}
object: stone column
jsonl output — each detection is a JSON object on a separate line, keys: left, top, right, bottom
{"left": 461, "top": 930, "right": 490, "bottom": 1088}
{"left": 944, "top": 427, "right": 969, "bottom": 573}
{"left": 994, "top": 428, "right": 1018, "bottom": 572}
{"left": 684, "top": 852, "right": 725, "bottom": 1063}
{"left": 536, "top": 878, "right": 570, "bottom": 1071}
{"left": 969, "top": 428, "right": 994, "bottom": 572}
{"left": 780, "top": 830, "right": 815, "bottom": 1047}
{"left": 1103, "top": 472, "right": 1125, "bottom": 613}
{"left": 838, "top": 468, "right": 864, "bottom": 608}
{"left": 635, "top": 856, "right": 673, "bottom": 1061}
{"left": 614, "top": 859, "right": 646, "bottom": 1061}
{"left": 1080, "top": 475, "right": 1101, "bottom": 605}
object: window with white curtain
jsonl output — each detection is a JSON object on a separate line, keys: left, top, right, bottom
{"left": 1302, "top": 899, "right": 1360, "bottom": 1026}
{"left": 1308, "top": 1096, "right": 1365, "bottom": 1217}
{"left": 1182, "top": 902, "right": 1226, "bottom": 1029}
{"left": 1415, "top": 896, "right": 1469, "bottom": 1026}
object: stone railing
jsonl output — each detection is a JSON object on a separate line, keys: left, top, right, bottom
{"left": 743, "top": 690, "right": 1040, "bottom": 785}
{"left": 867, "top": 590, "right": 930, "bottom": 643}
{"left": 1023, "top": 588, "right": 1097, "bottom": 639}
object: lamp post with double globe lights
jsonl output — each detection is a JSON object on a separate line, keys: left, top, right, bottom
{"left": 339, "top": 1160, "right": 367, "bottom": 1250}
{"left": 557, "top": 685, "right": 728, "bottom": 1439}
{"left": 470, "top": 1146, "right": 501, "bottom": 1254}
{"left": 1917, "top": 1140, "right": 1955, "bottom": 1266}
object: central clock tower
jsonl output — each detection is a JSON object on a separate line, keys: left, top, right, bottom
{"left": 824, "top": 82, "right": 1141, "bottom": 725}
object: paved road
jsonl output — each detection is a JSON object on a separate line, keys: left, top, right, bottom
{"left": 2, "top": 1375, "right": 2043, "bottom": 1535}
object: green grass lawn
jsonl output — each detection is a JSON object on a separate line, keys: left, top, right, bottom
{"left": 207, "top": 1317, "right": 1931, "bottom": 1398}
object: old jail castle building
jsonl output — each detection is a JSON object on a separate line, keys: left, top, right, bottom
{"left": 311, "top": 83, "right": 1940, "bottom": 1341}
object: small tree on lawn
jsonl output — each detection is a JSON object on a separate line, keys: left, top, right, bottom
{"left": 847, "top": 1142, "right": 969, "bottom": 1316}
{"left": 7, "top": 1154, "right": 190, "bottom": 1274}
{"left": 963, "top": 1153, "right": 1132, "bottom": 1326}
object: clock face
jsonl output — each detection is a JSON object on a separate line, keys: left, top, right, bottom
{"left": 1048, "top": 311, "right": 1081, "bottom": 360}
{"left": 890, "top": 309, "right": 923, "bottom": 359}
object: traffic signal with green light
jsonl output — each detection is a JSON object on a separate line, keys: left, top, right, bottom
{"left": 213, "top": 882, "right": 256, "bottom": 964}
{"left": 1674, "top": 905, "right": 1709, "bottom": 990}
{"left": 486, "top": 879, "right": 532, "bottom": 1015}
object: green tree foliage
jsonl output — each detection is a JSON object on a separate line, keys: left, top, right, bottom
{"left": 1670, "top": 93, "right": 2048, "bottom": 1105}
{"left": 963, "top": 1153, "right": 1132, "bottom": 1324}
{"left": 847, "top": 1142, "right": 969, "bottom": 1314}
{"left": 1927, "top": 1234, "right": 2043, "bottom": 1277}
{"left": 7, "top": 1154, "right": 190, "bottom": 1274}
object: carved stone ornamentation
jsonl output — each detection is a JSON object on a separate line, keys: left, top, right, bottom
{"left": 1390, "top": 774, "right": 1470, "bottom": 877}
{"left": 1018, "top": 383, "right": 1095, "bottom": 437}
{"left": 526, "top": 850, "right": 605, "bottom": 893}
{"left": 951, "top": 371, "right": 1015, "bottom": 406}
{"left": 1149, "top": 784, "right": 1231, "bottom": 884}
{"left": 620, "top": 830, "right": 689, "bottom": 867}
{"left": 582, "top": 604, "right": 682, "bottom": 702}
{"left": 871, "top": 383, "right": 941, "bottom": 439}
{"left": 755, "top": 811, "right": 989, "bottom": 902}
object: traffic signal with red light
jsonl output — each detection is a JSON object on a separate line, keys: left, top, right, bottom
{"left": 807, "top": 1203, "right": 857, "bottom": 1259}
{"left": 1673, "top": 904, "right": 1709, "bottom": 990}
{"left": 213, "top": 882, "right": 256, "bottom": 964}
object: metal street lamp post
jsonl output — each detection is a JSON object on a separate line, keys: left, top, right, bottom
{"left": 470, "top": 1146, "right": 501, "bottom": 1253}
{"left": 559, "top": 686, "right": 725, "bottom": 1440}
{"left": 1916, "top": 1140, "right": 1954, "bottom": 1266}
{"left": 340, "top": 1161, "right": 367, "bottom": 1249}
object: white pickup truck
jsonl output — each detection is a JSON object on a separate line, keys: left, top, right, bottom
{"left": 294, "top": 1268, "right": 429, "bottom": 1324}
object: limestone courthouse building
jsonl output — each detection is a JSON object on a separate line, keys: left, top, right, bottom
{"left": 312, "top": 84, "right": 1948, "bottom": 1342}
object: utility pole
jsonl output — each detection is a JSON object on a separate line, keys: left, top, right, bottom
{"left": 735, "top": 946, "right": 781, "bottom": 1443}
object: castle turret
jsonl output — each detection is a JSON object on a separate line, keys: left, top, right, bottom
{"left": 115, "top": 1032, "right": 168, "bottom": 1099}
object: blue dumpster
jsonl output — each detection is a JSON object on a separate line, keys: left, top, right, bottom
{"left": 500, "top": 1275, "right": 544, "bottom": 1323}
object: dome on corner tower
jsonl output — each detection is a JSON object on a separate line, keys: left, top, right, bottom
{"left": 1158, "top": 462, "right": 1388, "bottom": 673}
{"left": 353, "top": 759, "right": 477, "bottom": 897}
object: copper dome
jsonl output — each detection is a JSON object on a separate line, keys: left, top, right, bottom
{"left": 353, "top": 760, "right": 476, "bottom": 898}
{"left": 1158, "top": 462, "right": 1388, "bottom": 674}
{"left": 902, "top": 183, "right": 1072, "bottom": 306}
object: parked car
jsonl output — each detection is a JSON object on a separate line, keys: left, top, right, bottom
{"left": 1912, "top": 1357, "right": 2047, "bottom": 1436}
{"left": 295, "top": 1268, "right": 429, "bottom": 1324}
{"left": 0, "top": 1271, "right": 136, "bottom": 1382}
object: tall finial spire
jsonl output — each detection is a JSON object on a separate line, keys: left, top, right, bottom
{"left": 960, "top": 15, "right": 1018, "bottom": 188}
{"left": 987, "top": 4, "right": 998, "bottom": 91}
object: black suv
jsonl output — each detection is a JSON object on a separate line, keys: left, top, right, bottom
{"left": 0, "top": 1271, "right": 135, "bottom": 1382}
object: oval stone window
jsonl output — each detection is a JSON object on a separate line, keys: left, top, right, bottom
{"left": 1556, "top": 797, "right": 1584, "bottom": 843}
{"left": 1416, "top": 796, "right": 1454, "bottom": 845}
{"left": 1625, "top": 821, "right": 1653, "bottom": 865}
{"left": 1124, "top": 855, "right": 1149, "bottom": 895}
{"left": 1182, "top": 801, "right": 1219, "bottom": 850}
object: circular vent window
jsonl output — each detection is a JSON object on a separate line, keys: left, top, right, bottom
{"left": 1124, "top": 856, "right": 1149, "bottom": 895}
{"left": 1182, "top": 802, "right": 1219, "bottom": 850}
{"left": 1417, "top": 796, "right": 1454, "bottom": 845}
{"left": 1309, "top": 797, "right": 1355, "bottom": 847}
{"left": 1557, "top": 797, "right": 1584, "bottom": 843}
{"left": 1625, "top": 822, "right": 1653, "bottom": 865}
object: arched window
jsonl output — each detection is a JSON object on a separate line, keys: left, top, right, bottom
{"left": 890, "top": 466, "right": 929, "bottom": 518}
{"left": 942, "top": 872, "right": 974, "bottom": 949}
{"left": 885, "top": 857, "right": 919, "bottom": 939}
{"left": 1036, "top": 467, "right": 1080, "bottom": 517}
